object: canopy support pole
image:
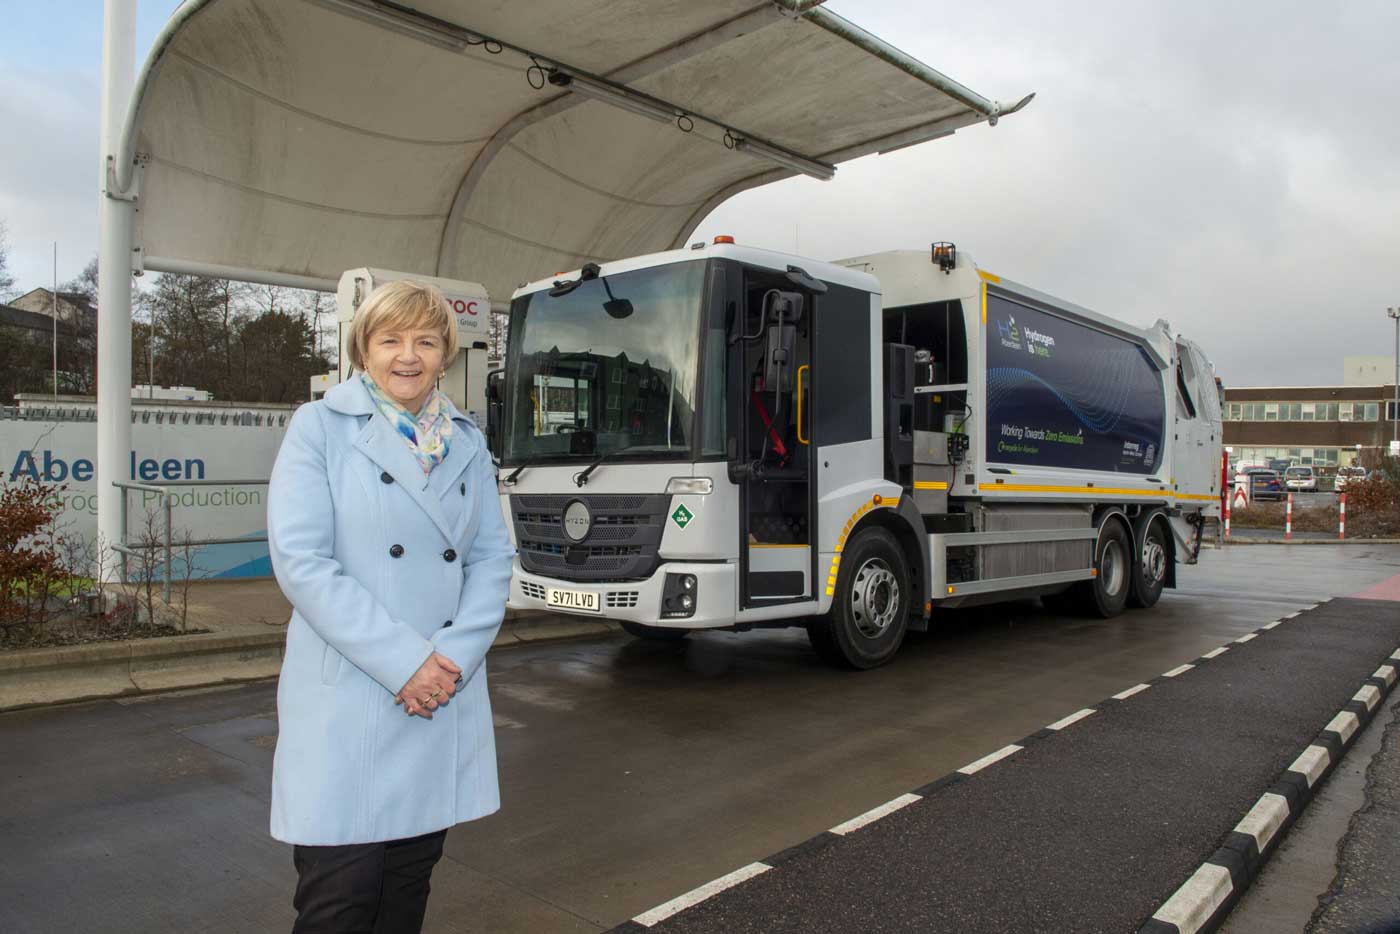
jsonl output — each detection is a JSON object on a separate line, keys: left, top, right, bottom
{"left": 97, "top": 0, "right": 138, "bottom": 581}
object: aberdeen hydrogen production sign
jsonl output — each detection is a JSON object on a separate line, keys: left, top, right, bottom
{"left": 1, "top": 415, "right": 287, "bottom": 578}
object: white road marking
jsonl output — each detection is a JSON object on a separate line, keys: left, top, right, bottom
{"left": 1261, "top": 620, "right": 1282, "bottom": 630}
{"left": 1234, "top": 633, "right": 1258, "bottom": 644}
{"left": 1202, "top": 646, "right": 1230, "bottom": 659}
{"left": 1234, "top": 792, "right": 1290, "bottom": 852}
{"left": 957, "top": 744, "right": 1024, "bottom": 775}
{"left": 1163, "top": 664, "right": 1196, "bottom": 678}
{"left": 1113, "top": 684, "right": 1151, "bottom": 700}
{"left": 1354, "top": 685, "right": 1381, "bottom": 712}
{"left": 1288, "top": 745, "right": 1331, "bottom": 788}
{"left": 829, "top": 793, "right": 923, "bottom": 836}
{"left": 632, "top": 863, "right": 772, "bottom": 927}
{"left": 1046, "top": 709, "right": 1097, "bottom": 731}
{"left": 1324, "top": 711, "right": 1361, "bottom": 744}
{"left": 1152, "top": 863, "right": 1233, "bottom": 934}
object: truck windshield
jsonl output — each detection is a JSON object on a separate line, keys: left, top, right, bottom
{"left": 503, "top": 261, "right": 707, "bottom": 464}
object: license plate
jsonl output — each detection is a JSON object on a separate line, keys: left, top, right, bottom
{"left": 546, "top": 587, "right": 600, "bottom": 613}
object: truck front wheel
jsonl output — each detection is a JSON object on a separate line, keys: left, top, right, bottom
{"left": 1078, "top": 519, "right": 1131, "bottom": 618}
{"left": 808, "top": 527, "right": 911, "bottom": 670}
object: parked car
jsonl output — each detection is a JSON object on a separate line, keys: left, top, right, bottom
{"left": 1243, "top": 468, "right": 1285, "bottom": 501}
{"left": 1334, "top": 466, "right": 1366, "bottom": 491}
{"left": 1284, "top": 466, "right": 1318, "bottom": 492}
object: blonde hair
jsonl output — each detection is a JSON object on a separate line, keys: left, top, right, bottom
{"left": 347, "top": 279, "right": 459, "bottom": 371}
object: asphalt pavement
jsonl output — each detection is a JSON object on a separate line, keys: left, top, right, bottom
{"left": 610, "top": 597, "right": 1400, "bottom": 934}
{"left": 1, "top": 545, "right": 1398, "bottom": 934}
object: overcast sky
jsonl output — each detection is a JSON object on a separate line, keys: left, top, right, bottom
{"left": 2, "top": 1, "right": 1398, "bottom": 387}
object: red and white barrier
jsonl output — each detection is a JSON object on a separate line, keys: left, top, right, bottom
{"left": 1340, "top": 493, "right": 1346, "bottom": 541}
{"left": 1224, "top": 487, "right": 1232, "bottom": 540}
{"left": 1286, "top": 493, "right": 1293, "bottom": 541}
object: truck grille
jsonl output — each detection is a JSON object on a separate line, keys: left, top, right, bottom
{"left": 511, "top": 493, "right": 670, "bottom": 582}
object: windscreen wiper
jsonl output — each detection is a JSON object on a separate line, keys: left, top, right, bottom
{"left": 503, "top": 461, "right": 531, "bottom": 485}
{"left": 572, "top": 443, "right": 643, "bottom": 488}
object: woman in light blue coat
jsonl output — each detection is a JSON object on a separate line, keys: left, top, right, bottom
{"left": 267, "top": 279, "right": 514, "bottom": 934}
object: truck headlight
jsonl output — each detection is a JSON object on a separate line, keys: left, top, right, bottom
{"left": 661, "top": 572, "right": 698, "bottom": 618}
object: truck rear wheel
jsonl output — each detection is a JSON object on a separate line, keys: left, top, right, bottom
{"left": 1127, "top": 517, "right": 1169, "bottom": 609}
{"left": 620, "top": 621, "right": 689, "bottom": 641}
{"left": 1077, "top": 519, "right": 1131, "bottom": 618}
{"left": 807, "top": 527, "right": 910, "bottom": 670}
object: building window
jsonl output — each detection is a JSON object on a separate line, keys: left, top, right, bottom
{"left": 1388, "top": 400, "right": 1399, "bottom": 422}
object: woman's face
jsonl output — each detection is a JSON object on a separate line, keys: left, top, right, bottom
{"left": 363, "top": 324, "right": 446, "bottom": 412}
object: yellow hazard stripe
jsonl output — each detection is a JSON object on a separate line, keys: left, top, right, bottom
{"left": 914, "top": 480, "right": 949, "bottom": 491}
{"left": 977, "top": 269, "right": 1001, "bottom": 283}
{"left": 978, "top": 482, "right": 1216, "bottom": 501}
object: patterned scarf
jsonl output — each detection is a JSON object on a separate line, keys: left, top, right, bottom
{"left": 361, "top": 373, "right": 453, "bottom": 474}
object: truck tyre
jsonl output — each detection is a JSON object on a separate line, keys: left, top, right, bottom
{"left": 1078, "top": 519, "right": 1131, "bottom": 618}
{"left": 620, "top": 621, "right": 689, "bottom": 641}
{"left": 1127, "top": 517, "right": 1169, "bottom": 609}
{"left": 807, "top": 527, "right": 910, "bottom": 670}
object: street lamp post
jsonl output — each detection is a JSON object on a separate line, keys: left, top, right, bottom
{"left": 1390, "top": 307, "right": 1400, "bottom": 450}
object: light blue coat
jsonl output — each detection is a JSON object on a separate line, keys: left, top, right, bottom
{"left": 266, "top": 377, "right": 515, "bottom": 846}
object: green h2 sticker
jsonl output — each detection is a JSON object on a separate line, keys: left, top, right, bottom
{"left": 671, "top": 503, "right": 694, "bottom": 529}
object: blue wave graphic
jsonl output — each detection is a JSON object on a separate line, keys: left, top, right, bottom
{"left": 987, "top": 346, "right": 1146, "bottom": 435}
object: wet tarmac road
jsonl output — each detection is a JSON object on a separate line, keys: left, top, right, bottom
{"left": 2, "top": 544, "right": 1398, "bottom": 934}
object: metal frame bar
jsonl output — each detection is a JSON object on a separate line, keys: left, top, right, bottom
{"left": 943, "top": 568, "right": 1094, "bottom": 598}
{"left": 144, "top": 256, "right": 337, "bottom": 293}
{"left": 112, "top": 478, "right": 270, "bottom": 603}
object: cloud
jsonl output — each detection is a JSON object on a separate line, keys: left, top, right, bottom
{"left": 0, "top": 65, "right": 101, "bottom": 290}
{"left": 696, "top": 0, "right": 1400, "bottom": 386}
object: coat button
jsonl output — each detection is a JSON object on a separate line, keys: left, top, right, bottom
{"left": 460, "top": 482, "right": 466, "bottom": 495}
{"left": 381, "top": 471, "right": 394, "bottom": 484}
{"left": 389, "top": 544, "right": 404, "bottom": 558}
{"left": 443, "top": 619, "right": 453, "bottom": 628}
{"left": 443, "top": 549, "right": 457, "bottom": 562}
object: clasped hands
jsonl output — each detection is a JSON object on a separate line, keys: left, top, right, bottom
{"left": 395, "top": 651, "right": 463, "bottom": 719}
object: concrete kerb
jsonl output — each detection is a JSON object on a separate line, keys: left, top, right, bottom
{"left": 1138, "top": 641, "right": 1400, "bottom": 934}
{"left": 1224, "top": 538, "right": 1400, "bottom": 546}
{"left": 0, "top": 609, "right": 620, "bottom": 712}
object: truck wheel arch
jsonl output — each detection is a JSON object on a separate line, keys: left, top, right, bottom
{"left": 843, "top": 499, "right": 929, "bottom": 623}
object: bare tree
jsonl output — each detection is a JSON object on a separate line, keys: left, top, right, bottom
{"left": 173, "top": 528, "right": 208, "bottom": 631}
{"left": 0, "top": 218, "right": 16, "bottom": 300}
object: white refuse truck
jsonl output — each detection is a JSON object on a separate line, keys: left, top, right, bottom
{"left": 497, "top": 239, "right": 1222, "bottom": 668}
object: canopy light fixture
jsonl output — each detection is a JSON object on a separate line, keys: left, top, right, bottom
{"left": 546, "top": 71, "right": 673, "bottom": 124}
{"left": 732, "top": 136, "right": 835, "bottom": 181}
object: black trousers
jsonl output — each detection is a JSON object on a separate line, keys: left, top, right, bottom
{"left": 292, "top": 830, "right": 447, "bottom": 934}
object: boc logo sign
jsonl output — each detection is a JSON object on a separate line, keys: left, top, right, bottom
{"left": 447, "top": 294, "right": 487, "bottom": 334}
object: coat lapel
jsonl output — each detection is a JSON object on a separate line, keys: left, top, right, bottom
{"left": 329, "top": 377, "right": 477, "bottom": 542}
{"left": 428, "top": 414, "right": 480, "bottom": 501}
{"left": 354, "top": 410, "right": 457, "bottom": 543}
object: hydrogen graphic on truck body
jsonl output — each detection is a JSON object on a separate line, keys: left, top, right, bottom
{"left": 984, "top": 293, "right": 1165, "bottom": 474}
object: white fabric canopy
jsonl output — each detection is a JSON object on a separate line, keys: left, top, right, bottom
{"left": 124, "top": 0, "right": 1031, "bottom": 299}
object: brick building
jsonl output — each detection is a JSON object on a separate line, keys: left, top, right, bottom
{"left": 1222, "top": 384, "right": 1400, "bottom": 469}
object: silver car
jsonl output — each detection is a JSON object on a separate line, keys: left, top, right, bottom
{"left": 1284, "top": 466, "right": 1318, "bottom": 492}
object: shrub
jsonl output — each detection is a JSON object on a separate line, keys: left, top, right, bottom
{"left": 0, "top": 478, "right": 67, "bottom": 637}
